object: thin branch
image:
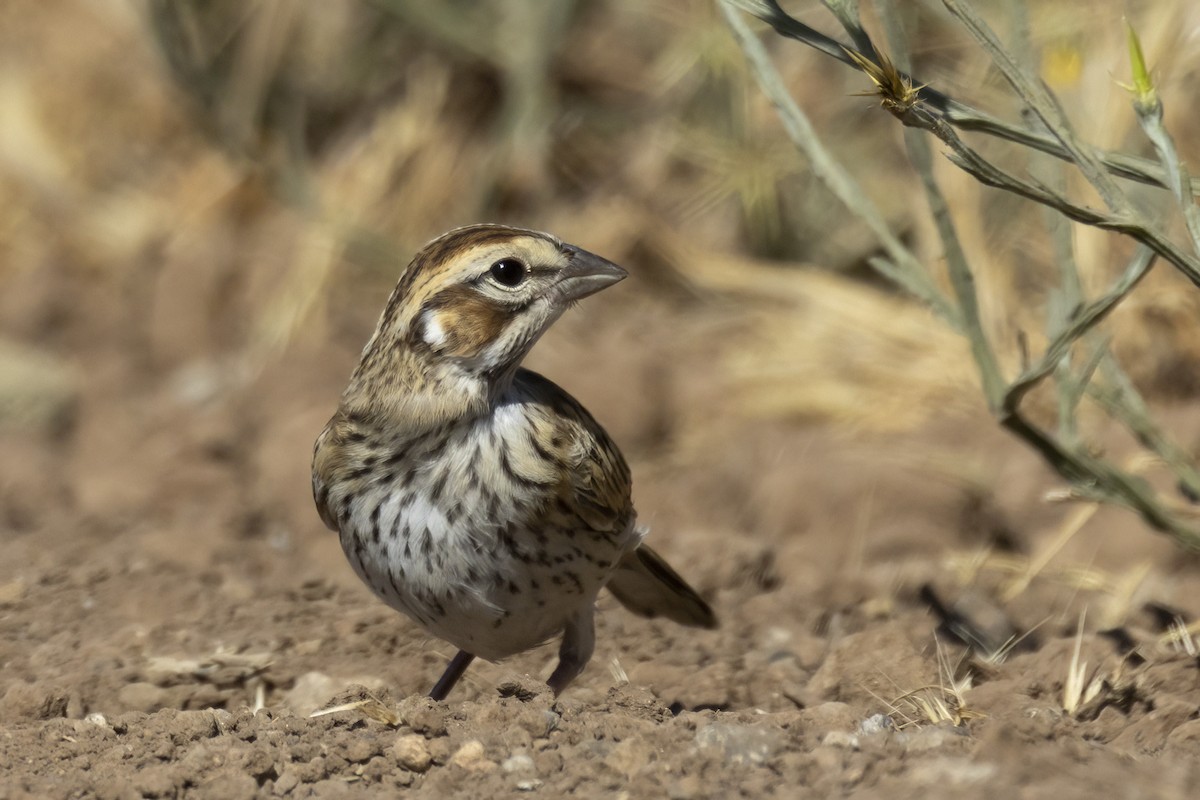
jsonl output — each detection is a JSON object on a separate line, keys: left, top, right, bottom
{"left": 1000, "top": 411, "right": 1199, "bottom": 546}
{"left": 724, "top": 0, "right": 1200, "bottom": 195}
{"left": 1090, "top": 356, "right": 1200, "bottom": 501}
{"left": 902, "top": 103, "right": 1200, "bottom": 288}
{"left": 820, "top": 0, "right": 876, "bottom": 60}
{"left": 1062, "top": 339, "right": 1110, "bottom": 428}
{"left": 1004, "top": 248, "right": 1157, "bottom": 411}
{"left": 719, "top": 0, "right": 961, "bottom": 326}
{"left": 1009, "top": 0, "right": 1087, "bottom": 444}
{"left": 941, "top": 0, "right": 1127, "bottom": 212}
{"left": 878, "top": 0, "right": 1004, "bottom": 410}
{"left": 1125, "top": 24, "right": 1200, "bottom": 254}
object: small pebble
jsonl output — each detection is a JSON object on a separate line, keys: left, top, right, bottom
{"left": 694, "top": 723, "right": 781, "bottom": 766}
{"left": 822, "top": 730, "right": 860, "bottom": 750}
{"left": 858, "top": 713, "right": 894, "bottom": 736}
{"left": 392, "top": 734, "right": 432, "bottom": 772}
{"left": 502, "top": 753, "right": 535, "bottom": 773}
{"left": 450, "top": 739, "right": 496, "bottom": 772}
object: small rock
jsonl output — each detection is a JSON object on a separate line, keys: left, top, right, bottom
{"left": 501, "top": 753, "right": 535, "bottom": 773}
{"left": 241, "top": 746, "right": 277, "bottom": 782}
{"left": 515, "top": 779, "right": 543, "bottom": 792}
{"left": 807, "top": 627, "right": 932, "bottom": 706}
{"left": 450, "top": 739, "right": 496, "bottom": 772}
{"left": 534, "top": 749, "right": 563, "bottom": 775}
{"left": 306, "top": 778, "right": 351, "bottom": 798}
{"left": 858, "top": 713, "right": 894, "bottom": 736}
{"left": 694, "top": 723, "right": 781, "bottom": 766}
{"left": 71, "top": 716, "right": 115, "bottom": 738}
{"left": 822, "top": 731, "right": 860, "bottom": 750}
{"left": 392, "top": 734, "right": 432, "bottom": 773}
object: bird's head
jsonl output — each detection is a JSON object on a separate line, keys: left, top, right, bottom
{"left": 345, "top": 225, "right": 626, "bottom": 422}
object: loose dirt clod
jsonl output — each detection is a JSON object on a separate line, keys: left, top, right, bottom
{"left": 393, "top": 734, "right": 433, "bottom": 773}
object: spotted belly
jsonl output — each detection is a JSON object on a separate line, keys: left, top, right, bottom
{"left": 337, "top": 483, "right": 634, "bottom": 661}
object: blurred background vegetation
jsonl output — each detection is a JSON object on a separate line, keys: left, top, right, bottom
{"left": 2, "top": 0, "right": 1199, "bottom": 484}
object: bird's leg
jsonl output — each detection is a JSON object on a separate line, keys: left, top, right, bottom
{"left": 429, "top": 650, "right": 475, "bottom": 701}
{"left": 547, "top": 605, "right": 596, "bottom": 696}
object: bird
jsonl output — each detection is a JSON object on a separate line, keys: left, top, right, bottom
{"left": 312, "top": 223, "right": 717, "bottom": 701}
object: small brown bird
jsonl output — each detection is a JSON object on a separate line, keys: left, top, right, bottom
{"left": 312, "top": 224, "right": 716, "bottom": 701}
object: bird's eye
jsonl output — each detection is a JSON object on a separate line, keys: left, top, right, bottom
{"left": 489, "top": 258, "right": 526, "bottom": 287}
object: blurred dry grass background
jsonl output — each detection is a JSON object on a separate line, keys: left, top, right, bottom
{"left": 2, "top": 0, "right": 1200, "bottom": 439}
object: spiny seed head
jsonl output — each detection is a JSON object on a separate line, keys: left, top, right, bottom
{"left": 846, "top": 47, "right": 923, "bottom": 113}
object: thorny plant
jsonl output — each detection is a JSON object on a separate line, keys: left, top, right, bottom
{"left": 720, "top": 0, "right": 1200, "bottom": 548}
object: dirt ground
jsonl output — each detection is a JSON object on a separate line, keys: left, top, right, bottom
{"left": 5, "top": 2, "right": 1200, "bottom": 798}
{"left": 4, "top": 264, "right": 1200, "bottom": 799}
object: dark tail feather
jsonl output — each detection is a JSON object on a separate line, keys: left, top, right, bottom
{"left": 606, "top": 545, "right": 718, "bottom": 629}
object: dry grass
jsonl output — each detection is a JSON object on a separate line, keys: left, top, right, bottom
{"left": 1161, "top": 616, "right": 1199, "bottom": 657}
{"left": 2, "top": 1, "right": 1200, "bottom": 438}
{"left": 1062, "top": 610, "right": 1102, "bottom": 716}
{"left": 946, "top": 545, "right": 1154, "bottom": 631}
{"left": 310, "top": 692, "right": 401, "bottom": 727}
{"left": 678, "top": 235, "right": 980, "bottom": 431}
{"left": 877, "top": 637, "right": 980, "bottom": 729}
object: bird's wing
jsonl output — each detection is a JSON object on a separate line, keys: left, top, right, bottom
{"left": 513, "top": 371, "right": 716, "bottom": 629}
{"left": 512, "top": 369, "right": 634, "bottom": 537}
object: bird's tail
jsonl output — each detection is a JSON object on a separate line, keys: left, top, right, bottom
{"left": 606, "top": 544, "right": 718, "bottom": 629}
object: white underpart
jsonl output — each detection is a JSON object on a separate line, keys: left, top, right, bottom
{"left": 337, "top": 388, "right": 639, "bottom": 662}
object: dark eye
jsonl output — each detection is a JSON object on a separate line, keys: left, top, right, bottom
{"left": 489, "top": 258, "right": 526, "bottom": 287}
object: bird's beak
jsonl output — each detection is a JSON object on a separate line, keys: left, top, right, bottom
{"left": 557, "top": 245, "right": 628, "bottom": 302}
